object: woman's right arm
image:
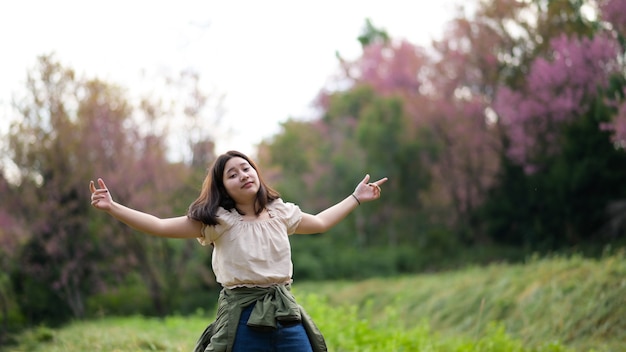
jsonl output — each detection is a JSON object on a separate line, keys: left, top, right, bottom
{"left": 90, "top": 178, "right": 202, "bottom": 239}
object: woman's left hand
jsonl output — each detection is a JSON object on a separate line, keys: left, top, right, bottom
{"left": 353, "top": 174, "right": 388, "bottom": 203}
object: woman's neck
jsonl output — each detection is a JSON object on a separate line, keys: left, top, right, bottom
{"left": 238, "top": 206, "right": 270, "bottom": 221}
{"left": 235, "top": 200, "right": 257, "bottom": 216}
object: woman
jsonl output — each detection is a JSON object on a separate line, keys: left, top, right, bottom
{"left": 90, "top": 150, "right": 387, "bottom": 352}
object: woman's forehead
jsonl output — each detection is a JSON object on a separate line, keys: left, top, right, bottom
{"left": 224, "top": 157, "right": 250, "bottom": 173}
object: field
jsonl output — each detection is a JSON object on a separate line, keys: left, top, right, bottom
{"left": 3, "top": 252, "right": 624, "bottom": 351}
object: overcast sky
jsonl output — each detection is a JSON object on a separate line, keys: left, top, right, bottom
{"left": 0, "top": 0, "right": 462, "bottom": 158}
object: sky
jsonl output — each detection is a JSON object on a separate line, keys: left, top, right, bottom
{"left": 0, "top": 0, "right": 462, "bottom": 159}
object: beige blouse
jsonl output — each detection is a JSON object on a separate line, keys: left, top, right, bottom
{"left": 197, "top": 199, "right": 302, "bottom": 289}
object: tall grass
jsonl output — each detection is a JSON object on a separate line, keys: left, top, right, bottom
{"left": 1, "top": 315, "right": 207, "bottom": 352}
{"left": 298, "top": 294, "right": 571, "bottom": 351}
{"left": 294, "top": 251, "right": 626, "bottom": 351}
{"left": 2, "top": 304, "right": 569, "bottom": 352}
{"left": 3, "top": 253, "right": 623, "bottom": 351}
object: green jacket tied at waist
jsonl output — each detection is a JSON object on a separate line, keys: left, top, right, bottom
{"left": 193, "top": 284, "right": 327, "bottom": 352}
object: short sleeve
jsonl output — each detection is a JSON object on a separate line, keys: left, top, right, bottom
{"left": 270, "top": 199, "right": 302, "bottom": 235}
{"left": 196, "top": 207, "right": 236, "bottom": 246}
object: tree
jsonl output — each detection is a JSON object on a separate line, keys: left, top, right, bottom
{"left": 598, "top": 0, "right": 626, "bottom": 146}
{"left": 421, "top": 0, "right": 611, "bottom": 244}
{"left": 474, "top": 0, "right": 599, "bottom": 88}
{"left": 598, "top": 0, "right": 626, "bottom": 38}
{"left": 6, "top": 55, "right": 97, "bottom": 320}
{"left": 339, "top": 20, "right": 504, "bottom": 243}
{"left": 483, "top": 19, "right": 626, "bottom": 248}
{"left": 0, "top": 174, "right": 26, "bottom": 339}
{"left": 357, "top": 18, "right": 390, "bottom": 48}
{"left": 2, "top": 54, "right": 206, "bottom": 321}
{"left": 494, "top": 33, "right": 620, "bottom": 172}
{"left": 354, "top": 90, "right": 432, "bottom": 246}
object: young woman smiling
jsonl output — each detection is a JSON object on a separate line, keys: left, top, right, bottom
{"left": 90, "top": 150, "right": 387, "bottom": 352}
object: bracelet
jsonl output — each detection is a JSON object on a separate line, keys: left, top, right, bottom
{"left": 351, "top": 194, "right": 361, "bottom": 205}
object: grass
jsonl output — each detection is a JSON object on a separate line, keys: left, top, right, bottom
{"left": 296, "top": 293, "right": 571, "bottom": 352}
{"left": 1, "top": 315, "right": 208, "bottom": 352}
{"left": 3, "top": 252, "right": 624, "bottom": 351}
{"left": 2, "top": 307, "right": 569, "bottom": 352}
{"left": 295, "top": 251, "right": 626, "bottom": 351}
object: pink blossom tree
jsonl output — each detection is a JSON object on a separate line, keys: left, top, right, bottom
{"left": 597, "top": 0, "right": 626, "bottom": 146}
{"left": 599, "top": 0, "right": 626, "bottom": 35}
{"left": 494, "top": 33, "right": 621, "bottom": 172}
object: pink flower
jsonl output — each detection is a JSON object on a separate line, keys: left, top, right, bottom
{"left": 494, "top": 33, "right": 620, "bottom": 171}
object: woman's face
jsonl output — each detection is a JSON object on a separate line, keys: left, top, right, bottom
{"left": 222, "top": 156, "right": 260, "bottom": 203}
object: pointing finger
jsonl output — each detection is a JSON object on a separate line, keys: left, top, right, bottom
{"left": 373, "top": 177, "right": 388, "bottom": 186}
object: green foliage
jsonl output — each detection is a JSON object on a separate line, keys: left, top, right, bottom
{"left": 300, "top": 292, "right": 569, "bottom": 351}
{"left": 266, "top": 84, "right": 437, "bottom": 250}
{"left": 7, "top": 254, "right": 623, "bottom": 351}
{"left": 84, "top": 270, "right": 219, "bottom": 318}
{"left": 481, "top": 90, "right": 626, "bottom": 249}
{"left": 261, "top": 118, "right": 331, "bottom": 204}
{"left": 0, "top": 273, "right": 24, "bottom": 345}
{"left": 357, "top": 18, "right": 390, "bottom": 48}
{"left": 10, "top": 272, "right": 71, "bottom": 327}
{"left": 3, "top": 315, "right": 209, "bottom": 352}
{"left": 292, "top": 234, "right": 444, "bottom": 281}
{"left": 0, "top": 54, "right": 218, "bottom": 328}
{"left": 290, "top": 227, "right": 529, "bottom": 281}
{"left": 3, "top": 303, "right": 568, "bottom": 352}
{"left": 4, "top": 0, "right": 626, "bottom": 341}
{"left": 296, "top": 252, "right": 626, "bottom": 351}
{"left": 301, "top": 294, "right": 421, "bottom": 351}
{"left": 16, "top": 326, "right": 55, "bottom": 349}
{"left": 85, "top": 278, "right": 154, "bottom": 317}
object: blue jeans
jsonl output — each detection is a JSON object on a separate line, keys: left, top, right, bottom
{"left": 232, "top": 303, "right": 314, "bottom": 352}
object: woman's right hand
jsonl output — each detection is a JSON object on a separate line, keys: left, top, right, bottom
{"left": 89, "top": 177, "right": 202, "bottom": 239}
{"left": 89, "top": 178, "right": 113, "bottom": 211}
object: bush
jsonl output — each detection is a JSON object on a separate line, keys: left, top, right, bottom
{"left": 85, "top": 278, "right": 153, "bottom": 317}
{"left": 11, "top": 272, "right": 71, "bottom": 327}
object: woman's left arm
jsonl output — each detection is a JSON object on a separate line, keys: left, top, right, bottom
{"left": 295, "top": 174, "right": 388, "bottom": 234}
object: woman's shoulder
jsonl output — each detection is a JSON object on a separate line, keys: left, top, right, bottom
{"left": 269, "top": 198, "right": 294, "bottom": 209}
{"left": 198, "top": 207, "right": 237, "bottom": 244}
{"left": 268, "top": 198, "right": 302, "bottom": 234}
{"left": 268, "top": 198, "right": 301, "bottom": 217}
{"left": 216, "top": 206, "right": 238, "bottom": 223}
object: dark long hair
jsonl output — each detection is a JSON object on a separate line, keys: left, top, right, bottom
{"left": 187, "top": 150, "right": 280, "bottom": 225}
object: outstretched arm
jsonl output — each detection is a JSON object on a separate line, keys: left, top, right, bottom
{"left": 89, "top": 178, "right": 202, "bottom": 239}
{"left": 295, "top": 174, "right": 388, "bottom": 234}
